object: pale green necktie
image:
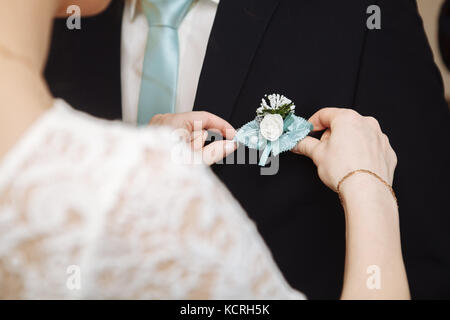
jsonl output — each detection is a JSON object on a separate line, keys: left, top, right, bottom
{"left": 137, "top": 0, "right": 193, "bottom": 125}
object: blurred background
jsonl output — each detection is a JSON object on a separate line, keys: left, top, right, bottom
{"left": 418, "top": 0, "right": 450, "bottom": 101}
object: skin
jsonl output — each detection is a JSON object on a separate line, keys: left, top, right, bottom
{"left": 0, "top": 0, "right": 410, "bottom": 299}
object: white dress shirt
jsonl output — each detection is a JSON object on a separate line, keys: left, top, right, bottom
{"left": 121, "top": 0, "right": 219, "bottom": 124}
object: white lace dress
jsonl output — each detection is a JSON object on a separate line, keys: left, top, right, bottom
{"left": 0, "top": 100, "right": 305, "bottom": 300}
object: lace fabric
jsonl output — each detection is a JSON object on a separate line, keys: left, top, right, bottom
{"left": 0, "top": 100, "right": 305, "bottom": 299}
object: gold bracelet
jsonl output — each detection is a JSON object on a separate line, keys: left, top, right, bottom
{"left": 336, "top": 169, "right": 398, "bottom": 207}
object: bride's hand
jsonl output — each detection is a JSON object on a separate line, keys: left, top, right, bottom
{"left": 292, "top": 108, "right": 397, "bottom": 191}
{"left": 149, "top": 112, "right": 237, "bottom": 165}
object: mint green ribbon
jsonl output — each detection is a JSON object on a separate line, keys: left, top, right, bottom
{"left": 259, "top": 141, "right": 272, "bottom": 166}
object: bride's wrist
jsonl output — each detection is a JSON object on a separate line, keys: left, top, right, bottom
{"left": 338, "top": 173, "right": 398, "bottom": 217}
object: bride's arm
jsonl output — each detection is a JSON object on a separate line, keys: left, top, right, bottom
{"left": 339, "top": 173, "right": 408, "bottom": 299}
{"left": 293, "top": 108, "right": 410, "bottom": 300}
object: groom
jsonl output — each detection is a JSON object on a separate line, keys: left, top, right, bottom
{"left": 46, "top": 0, "right": 450, "bottom": 299}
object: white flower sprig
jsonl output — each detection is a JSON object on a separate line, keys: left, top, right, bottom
{"left": 256, "top": 94, "right": 296, "bottom": 121}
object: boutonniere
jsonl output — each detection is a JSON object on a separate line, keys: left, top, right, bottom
{"left": 234, "top": 94, "right": 313, "bottom": 166}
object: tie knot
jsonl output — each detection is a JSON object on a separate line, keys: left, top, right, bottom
{"left": 142, "top": 0, "right": 194, "bottom": 28}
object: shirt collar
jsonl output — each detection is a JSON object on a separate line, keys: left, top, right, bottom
{"left": 129, "top": 0, "right": 220, "bottom": 21}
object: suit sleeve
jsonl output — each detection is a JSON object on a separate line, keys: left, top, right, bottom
{"left": 354, "top": 0, "right": 450, "bottom": 299}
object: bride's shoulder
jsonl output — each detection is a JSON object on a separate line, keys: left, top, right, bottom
{"left": 52, "top": 99, "right": 178, "bottom": 152}
{"left": 34, "top": 99, "right": 192, "bottom": 169}
{"left": 0, "top": 99, "right": 194, "bottom": 190}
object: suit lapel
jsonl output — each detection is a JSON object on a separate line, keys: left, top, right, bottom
{"left": 193, "top": 0, "right": 281, "bottom": 121}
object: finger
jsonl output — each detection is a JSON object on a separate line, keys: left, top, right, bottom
{"left": 202, "top": 140, "right": 237, "bottom": 165}
{"left": 364, "top": 116, "right": 381, "bottom": 131}
{"left": 191, "top": 130, "right": 208, "bottom": 151}
{"left": 321, "top": 129, "right": 331, "bottom": 141}
{"left": 308, "top": 107, "right": 346, "bottom": 131}
{"left": 184, "top": 111, "right": 236, "bottom": 140}
{"left": 291, "top": 136, "right": 320, "bottom": 161}
{"left": 170, "top": 127, "right": 190, "bottom": 143}
{"left": 148, "top": 114, "right": 164, "bottom": 126}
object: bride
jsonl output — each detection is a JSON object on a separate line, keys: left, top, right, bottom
{"left": 0, "top": 0, "right": 409, "bottom": 299}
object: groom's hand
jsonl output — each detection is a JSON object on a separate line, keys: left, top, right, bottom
{"left": 149, "top": 112, "right": 237, "bottom": 165}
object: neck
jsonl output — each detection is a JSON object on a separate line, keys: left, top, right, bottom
{"left": 0, "top": 0, "right": 58, "bottom": 160}
{"left": 0, "top": 57, "right": 53, "bottom": 160}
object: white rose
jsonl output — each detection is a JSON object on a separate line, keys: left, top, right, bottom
{"left": 260, "top": 114, "right": 284, "bottom": 141}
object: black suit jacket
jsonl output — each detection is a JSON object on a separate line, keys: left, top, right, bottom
{"left": 45, "top": 0, "right": 450, "bottom": 299}
{"left": 440, "top": 0, "right": 450, "bottom": 70}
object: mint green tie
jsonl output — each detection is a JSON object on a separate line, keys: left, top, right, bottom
{"left": 137, "top": 0, "right": 193, "bottom": 126}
